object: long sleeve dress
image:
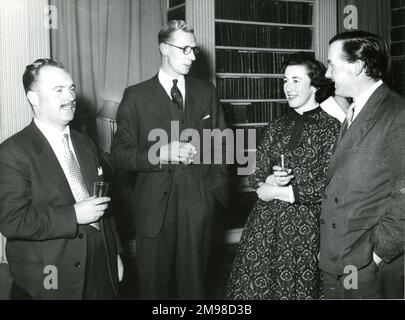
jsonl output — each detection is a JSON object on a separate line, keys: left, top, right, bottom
{"left": 226, "top": 107, "right": 341, "bottom": 300}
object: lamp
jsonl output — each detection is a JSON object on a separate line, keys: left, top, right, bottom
{"left": 97, "top": 100, "right": 119, "bottom": 152}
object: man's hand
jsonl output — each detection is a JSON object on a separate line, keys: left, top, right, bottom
{"left": 74, "top": 196, "right": 110, "bottom": 225}
{"left": 159, "top": 141, "right": 197, "bottom": 164}
{"left": 117, "top": 254, "right": 124, "bottom": 282}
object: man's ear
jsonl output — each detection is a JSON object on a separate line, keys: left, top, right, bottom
{"left": 354, "top": 59, "right": 365, "bottom": 77}
{"left": 159, "top": 43, "right": 168, "bottom": 56}
{"left": 26, "top": 91, "right": 39, "bottom": 112}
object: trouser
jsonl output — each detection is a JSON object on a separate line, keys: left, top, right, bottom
{"left": 83, "top": 226, "right": 116, "bottom": 300}
{"left": 323, "top": 254, "right": 404, "bottom": 299}
{"left": 136, "top": 178, "right": 214, "bottom": 299}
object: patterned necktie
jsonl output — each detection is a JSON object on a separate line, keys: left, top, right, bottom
{"left": 171, "top": 79, "right": 184, "bottom": 111}
{"left": 333, "top": 104, "right": 356, "bottom": 152}
{"left": 62, "top": 134, "right": 99, "bottom": 230}
{"left": 346, "top": 103, "right": 355, "bottom": 128}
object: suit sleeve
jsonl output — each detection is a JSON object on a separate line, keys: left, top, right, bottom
{"left": 200, "top": 82, "right": 230, "bottom": 207}
{"left": 374, "top": 99, "right": 405, "bottom": 262}
{"left": 110, "top": 88, "right": 162, "bottom": 172}
{"left": 88, "top": 140, "right": 123, "bottom": 254}
{"left": 0, "top": 146, "right": 77, "bottom": 241}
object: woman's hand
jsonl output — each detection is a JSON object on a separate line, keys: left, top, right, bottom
{"left": 256, "top": 183, "right": 276, "bottom": 202}
{"left": 264, "top": 174, "right": 276, "bottom": 186}
{"left": 272, "top": 166, "right": 294, "bottom": 186}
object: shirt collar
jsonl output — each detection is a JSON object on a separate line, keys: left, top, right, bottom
{"left": 34, "top": 117, "right": 70, "bottom": 143}
{"left": 352, "top": 79, "right": 383, "bottom": 119}
{"left": 158, "top": 68, "right": 185, "bottom": 86}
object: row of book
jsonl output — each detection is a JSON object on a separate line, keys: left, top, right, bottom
{"left": 391, "top": 0, "right": 405, "bottom": 9}
{"left": 231, "top": 124, "right": 269, "bottom": 149}
{"left": 216, "top": 50, "right": 314, "bottom": 74}
{"left": 215, "top": 0, "right": 313, "bottom": 25}
{"left": 222, "top": 101, "right": 289, "bottom": 124}
{"left": 392, "top": 9, "right": 405, "bottom": 26}
{"left": 217, "top": 77, "right": 286, "bottom": 99}
{"left": 391, "top": 27, "right": 405, "bottom": 42}
{"left": 216, "top": 23, "right": 313, "bottom": 49}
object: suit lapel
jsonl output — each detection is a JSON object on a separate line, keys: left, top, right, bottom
{"left": 149, "top": 74, "right": 179, "bottom": 122}
{"left": 326, "top": 84, "right": 390, "bottom": 186}
{"left": 30, "top": 122, "right": 75, "bottom": 201}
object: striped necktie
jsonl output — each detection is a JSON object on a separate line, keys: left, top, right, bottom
{"left": 62, "top": 134, "right": 99, "bottom": 230}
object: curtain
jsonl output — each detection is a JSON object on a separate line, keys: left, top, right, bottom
{"left": 50, "top": 0, "right": 164, "bottom": 141}
{"left": 337, "top": 0, "right": 390, "bottom": 42}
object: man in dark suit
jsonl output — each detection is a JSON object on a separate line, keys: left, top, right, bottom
{"left": 111, "top": 20, "right": 228, "bottom": 299}
{"left": 0, "top": 59, "right": 123, "bottom": 299}
{"left": 320, "top": 31, "right": 405, "bottom": 299}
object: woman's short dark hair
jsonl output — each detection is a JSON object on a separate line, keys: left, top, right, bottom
{"left": 282, "top": 52, "right": 335, "bottom": 104}
{"left": 329, "top": 31, "right": 389, "bottom": 80}
{"left": 158, "top": 20, "right": 194, "bottom": 44}
{"left": 23, "top": 58, "right": 65, "bottom": 94}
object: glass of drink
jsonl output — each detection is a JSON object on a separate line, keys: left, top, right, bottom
{"left": 93, "top": 181, "right": 109, "bottom": 197}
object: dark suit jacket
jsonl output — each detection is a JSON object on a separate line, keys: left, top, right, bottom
{"left": 0, "top": 122, "right": 121, "bottom": 299}
{"left": 320, "top": 83, "right": 405, "bottom": 275}
{"left": 111, "top": 74, "right": 228, "bottom": 238}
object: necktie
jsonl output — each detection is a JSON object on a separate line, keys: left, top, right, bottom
{"left": 62, "top": 134, "right": 99, "bottom": 230}
{"left": 346, "top": 103, "right": 355, "bottom": 128}
{"left": 333, "top": 103, "right": 356, "bottom": 151}
{"left": 171, "top": 79, "right": 184, "bottom": 111}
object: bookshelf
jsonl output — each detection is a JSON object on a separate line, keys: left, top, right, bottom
{"left": 213, "top": 0, "right": 315, "bottom": 230}
{"left": 391, "top": 0, "right": 405, "bottom": 95}
{"left": 180, "top": 0, "right": 336, "bottom": 234}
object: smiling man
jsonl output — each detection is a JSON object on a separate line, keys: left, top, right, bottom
{"left": 320, "top": 31, "right": 405, "bottom": 299}
{"left": 111, "top": 20, "right": 228, "bottom": 299}
{"left": 0, "top": 59, "right": 123, "bottom": 299}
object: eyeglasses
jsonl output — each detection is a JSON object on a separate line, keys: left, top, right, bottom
{"left": 164, "top": 43, "right": 200, "bottom": 56}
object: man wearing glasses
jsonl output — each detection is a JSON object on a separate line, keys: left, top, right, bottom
{"left": 111, "top": 20, "right": 228, "bottom": 299}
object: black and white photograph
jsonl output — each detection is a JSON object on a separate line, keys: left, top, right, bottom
{"left": 0, "top": 0, "right": 404, "bottom": 306}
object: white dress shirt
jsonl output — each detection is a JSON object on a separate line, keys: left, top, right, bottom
{"left": 158, "top": 68, "right": 186, "bottom": 107}
{"left": 351, "top": 79, "right": 383, "bottom": 123}
{"left": 34, "top": 118, "right": 84, "bottom": 203}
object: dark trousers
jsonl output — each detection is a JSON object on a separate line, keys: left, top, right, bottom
{"left": 323, "top": 254, "right": 404, "bottom": 299}
{"left": 83, "top": 226, "right": 116, "bottom": 300}
{"left": 10, "top": 282, "right": 33, "bottom": 300}
{"left": 136, "top": 177, "right": 213, "bottom": 299}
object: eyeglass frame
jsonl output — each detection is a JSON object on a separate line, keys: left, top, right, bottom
{"left": 163, "top": 42, "right": 200, "bottom": 56}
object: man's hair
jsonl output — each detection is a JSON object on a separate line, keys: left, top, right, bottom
{"left": 23, "top": 58, "right": 65, "bottom": 94}
{"left": 329, "top": 31, "right": 389, "bottom": 80}
{"left": 282, "top": 52, "right": 335, "bottom": 103}
{"left": 158, "top": 20, "right": 194, "bottom": 44}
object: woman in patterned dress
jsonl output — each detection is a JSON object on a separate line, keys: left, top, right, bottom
{"left": 227, "top": 53, "right": 341, "bottom": 300}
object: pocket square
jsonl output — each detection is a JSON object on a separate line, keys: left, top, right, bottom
{"left": 97, "top": 167, "right": 103, "bottom": 176}
{"left": 202, "top": 114, "right": 211, "bottom": 120}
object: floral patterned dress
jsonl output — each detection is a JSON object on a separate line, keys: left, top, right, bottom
{"left": 227, "top": 107, "right": 340, "bottom": 300}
